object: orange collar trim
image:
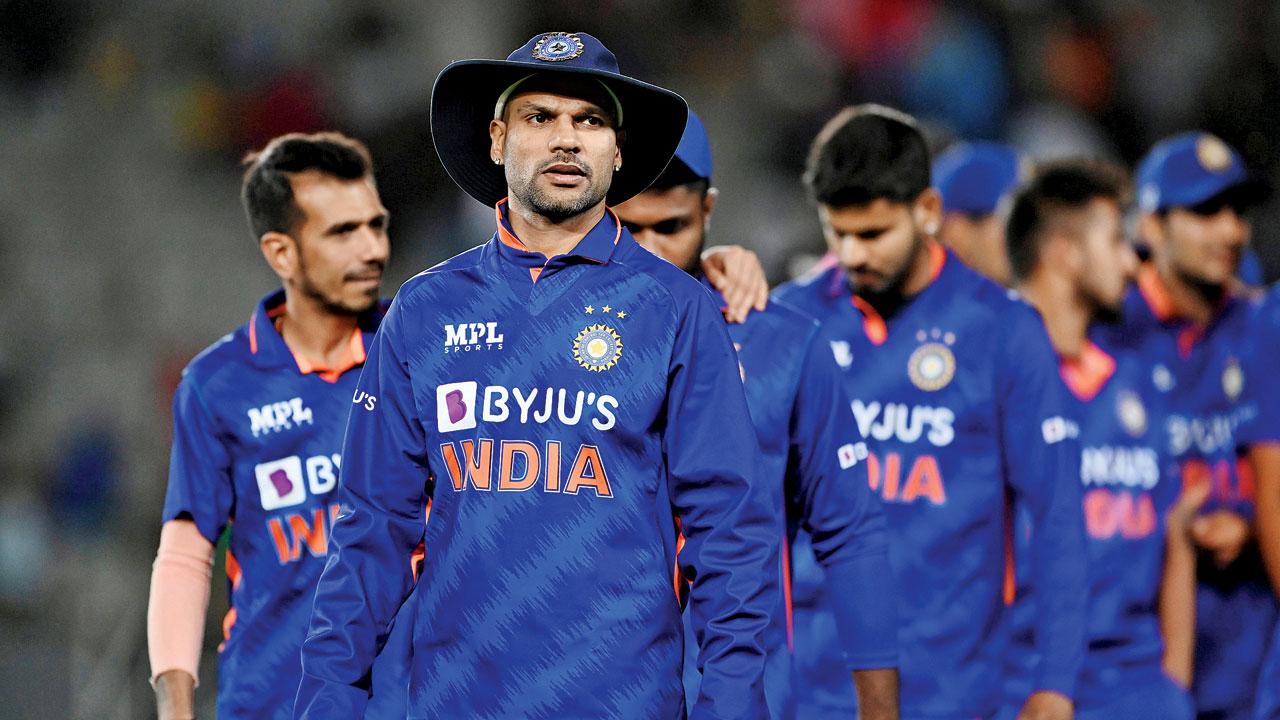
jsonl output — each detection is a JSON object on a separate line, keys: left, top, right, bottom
{"left": 1059, "top": 340, "right": 1116, "bottom": 402}
{"left": 493, "top": 197, "right": 622, "bottom": 259}
{"left": 927, "top": 241, "right": 947, "bottom": 283}
{"left": 270, "top": 310, "right": 366, "bottom": 383}
{"left": 1136, "top": 264, "right": 1177, "bottom": 323}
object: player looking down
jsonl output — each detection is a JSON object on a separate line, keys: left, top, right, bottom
{"left": 615, "top": 110, "right": 900, "bottom": 720}
{"left": 775, "top": 105, "right": 1088, "bottom": 720}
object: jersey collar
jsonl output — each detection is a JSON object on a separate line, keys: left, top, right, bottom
{"left": 847, "top": 242, "right": 948, "bottom": 345}
{"left": 1058, "top": 340, "right": 1116, "bottom": 402}
{"left": 492, "top": 198, "right": 622, "bottom": 276}
{"left": 247, "top": 289, "right": 376, "bottom": 382}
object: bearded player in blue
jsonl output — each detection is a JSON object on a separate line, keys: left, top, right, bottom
{"left": 1001, "top": 160, "right": 1208, "bottom": 720}
{"left": 775, "top": 105, "right": 1088, "bottom": 720}
{"left": 614, "top": 110, "right": 899, "bottom": 720}
{"left": 294, "top": 32, "right": 779, "bottom": 720}
{"left": 1095, "top": 132, "right": 1275, "bottom": 720}
{"left": 147, "top": 132, "right": 414, "bottom": 719}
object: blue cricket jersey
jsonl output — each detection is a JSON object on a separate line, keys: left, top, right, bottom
{"left": 161, "top": 289, "right": 401, "bottom": 719}
{"left": 1004, "top": 337, "right": 1181, "bottom": 709}
{"left": 680, "top": 284, "right": 897, "bottom": 719}
{"left": 1233, "top": 283, "right": 1280, "bottom": 720}
{"left": 776, "top": 246, "right": 1088, "bottom": 719}
{"left": 1096, "top": 266, "right": 1278, "bottom": 719}
{"left": 294, "top": 203, "right": 779, "bottom": 720}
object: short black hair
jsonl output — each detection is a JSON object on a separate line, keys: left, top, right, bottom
{"left": 240, "top": 132, "right": 374, "bottom": 239}
{"left": 645, "top": 157, "right": 710, "bottom": 197}
{"left": 1006, "top": 160, "right": 1129, "bottom": 281}
{"left": 803, "top": 104, "right": 931, "bottom": 207}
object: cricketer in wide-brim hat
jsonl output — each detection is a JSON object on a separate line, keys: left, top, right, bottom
{"left": 431, "top": 31, "right": 689, "bottom": 207}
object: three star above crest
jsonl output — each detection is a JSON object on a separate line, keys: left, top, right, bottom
{"left": 583, "top": 303, "right": 628, "bottom": 318}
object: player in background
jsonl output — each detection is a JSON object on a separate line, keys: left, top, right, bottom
{"left": 615, "top": 110, "right": 899, "bottom": 720}
{"left": 146, "top": 132, "right": 406, "bottom": 719}
{"left": 294, "top": 32, "right": 779, "bottom": 719}
{"left": 775, "top": 105, "right": 1087, "bottom": 720}
{"left": 931, "top": 141, "right": 1026, "bottom": 286}
{"left": 1001, "top": 160, "right": 1207, "bottom": 720}
{"left": 1096, "top": 132, "right": 1275, "bottom": 720}
{"left": 1244, "top": 287, "right": 1280, "bottom": 720}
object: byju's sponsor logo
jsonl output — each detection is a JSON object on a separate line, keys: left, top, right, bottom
{"left": 248, "top": 397, "right": 314, "bottom": 438}
{"left": 444, "top": 322, "right": 504, "bottom": 353}
{"left": 254, "top": 454, "right": 342, "bottom": 510}
{"left": 437, "top": 381, "right": 478, "bottom": 432}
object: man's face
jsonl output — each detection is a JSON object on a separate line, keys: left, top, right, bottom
{"left": 819, "top": 192, "right": 938, "bottom": 301}
{"left": 614, "top": 184, "right": 715, "bottom": 274}
{"left": 1145, "top": 198, "right": 1250, "bottom": 288}
{"left": 490, "top": 81, "right": 620, "bottom": 221}
{"left": 283, "top": 170, "right": 389, "bottom": 315}
{"left": 938, "top": 211, "right": 1012, "bottom": 286}
{"left": 1074, "top": 197, "right": 1136, "bottom": 315}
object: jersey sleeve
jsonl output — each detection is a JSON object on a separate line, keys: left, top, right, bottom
{"left": 667, "top": 290, "right": 779, "bottom": 720}
{"left": 1239, "top": 295, "right": 1280, "bottom": 446}
{"left": 162, "top": 376, "right": 235, "bottom": 544}
{"left": 998, "top": 306, "right": 1088, "bottom": 700}
{"left": 786, "top": 325, "right": 896, "bottom": 670}
{"left": 295, "top": 296, "right": 431, "bottom": 719}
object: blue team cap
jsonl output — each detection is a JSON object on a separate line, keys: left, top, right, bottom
{"left": 671, "top": 110, "right": 713, "bottom": 182}
{"left": 1135, "top": 132, "right": 1267, "bottom": 212}
{"left": 933, "top": 142, "right": 1025, "bottom": 215}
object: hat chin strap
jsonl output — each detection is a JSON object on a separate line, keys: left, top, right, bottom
{"left": 493, "top": 75, "right": 624, "bottom": 127}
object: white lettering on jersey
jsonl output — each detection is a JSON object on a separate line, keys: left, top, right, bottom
{"left": 248, "top": 397, "right": 314, "bottom": 437}
{"left": 1080, "top": 446, "right": 1160, "bottom": 489}
{"left": 851, "top": 400, "right": 955, "bottom": 447}
{"left": 438, "top": 383, "right": 619, "bottom": 433}
{"left": 444, "top": 322, "right": 505, "bottom": 353}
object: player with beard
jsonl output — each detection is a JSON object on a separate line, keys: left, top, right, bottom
{"left": 775, "top": 105, "right": 1088, "bottom": 720}
{"left": 1099, "top": 132, "right": 1275, "bottom": 720}
{"left": 616, "top": 110, "right": 899, "bottom": 720}
{"left": 294, "top": 32, "right": 778, "bottom": 719}
{"left": 1002, "top": 160, "right": 1207, "bottom": 720}
{"left": 147, "top": 132, "right": 406, "bottom": 719}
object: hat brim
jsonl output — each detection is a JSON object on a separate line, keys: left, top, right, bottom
{"left": 431, "top": 59, "right": 688, "bottom": 207}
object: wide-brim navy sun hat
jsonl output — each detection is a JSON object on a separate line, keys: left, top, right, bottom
{"left": 431, "top": 31, "right": 689, "bottom": 207}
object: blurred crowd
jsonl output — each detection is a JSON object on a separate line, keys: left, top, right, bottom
{"left": 2, "top": 0, "right": 1280, "bottom": 717}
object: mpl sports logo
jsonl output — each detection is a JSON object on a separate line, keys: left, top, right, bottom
{"left": 444, "top": 322, "right": 504, "bottom": 353}
{"left": 248, "top": 397, "right": 314, "bottom": 438}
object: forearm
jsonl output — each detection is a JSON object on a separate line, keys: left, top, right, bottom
{"left": 1253, "top": 446, "right": 1280, "bottom": 596}
{"left": 147, "top": 520, "right": 213, "bottom": 690}
{"left": 1159, "top": 534, "right": 1198, "bottom": 687}
{"left": 852, "top": 668, "right": 900, "bottom": 720}
{"left": 154, "top": 669, "right": 196, "bottom": 720}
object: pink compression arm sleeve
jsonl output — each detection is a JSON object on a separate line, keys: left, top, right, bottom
{"left": 147, "top": 519, "right": 214, "bottom": 686}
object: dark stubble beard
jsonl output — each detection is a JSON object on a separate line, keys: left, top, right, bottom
{"left": 296, "top": 252, "right": 379, "bottom": 317}
{"left": 509, "top": 155, "right": 609, "bottom": 222}
{"left": 850, "top": 227, "right": 926, "bottom": 317}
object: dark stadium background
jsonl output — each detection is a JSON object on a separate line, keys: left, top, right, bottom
{"left": 0, "top": 1, "right": 1277, "bottom": 716}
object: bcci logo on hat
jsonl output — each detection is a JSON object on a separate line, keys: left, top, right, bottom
{"left": 532, "top": 32, "right": 585, "bottom": 62}
{"left": 437, "top": 381, "right": 478, "bottom": 433}
{"left": 1196, "top": 135, "right": 1233, "bottom": 172}
{"left": 573, "top": 324, "right": 623, "bottom": 372}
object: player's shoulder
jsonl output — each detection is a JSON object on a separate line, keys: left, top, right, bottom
{"left": 612, "top": 235, "right": 717, "bottom": 314}
{"left": 391, "top": 244, "right": 489, "bottom": 309}
{"left": 748, "top": 296, "right": 822, "bottom": 344}
{"left": 773, "top": 256, "right": 840, "bottom": 313}
{"left": 182, "top": 322, "right": 253, "bottom": 388}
